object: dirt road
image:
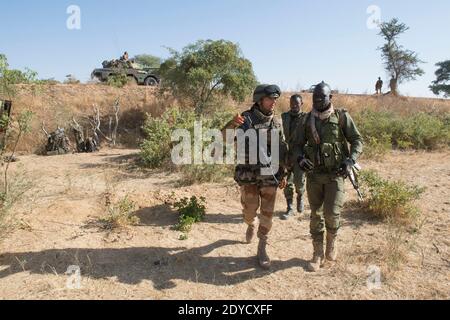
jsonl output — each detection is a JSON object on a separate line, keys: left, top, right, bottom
{"left": 0, "top": 149, "right": 448, "bottom": 299}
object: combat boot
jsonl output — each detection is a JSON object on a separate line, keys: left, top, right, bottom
{"left": 257, "top": 239, "right": 271, "bottom": 270}
{"left": 326, "top": 231, "right": 338, "bottom": 261}
{"left": 281, "top": 199, "right": 295, "bottom": 220}
{"left": 297, "top": 195, "right": 305, "bottom": 213}
{"left": 307, "top": 235, "right": 325, "bottom": 272}
{"left": 246, "top": 225, "right": 255, "bottom": 244}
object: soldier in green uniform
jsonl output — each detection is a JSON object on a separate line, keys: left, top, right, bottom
{"left": 280, "top": 94, "right": 306, "bottom": 220}
{"left": 375, "top": 77, "right": 383, "bottom": 95}
{"left": 223, "top": 84, "right": 288, "bottom": 269}
{"left": 295, "top": 82, "right": 363, "bottom": 272}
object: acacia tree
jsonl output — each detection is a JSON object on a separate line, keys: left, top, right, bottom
{"left": 159, "top": 40, "right": 257, "bottom": 114}
{"left": 378, "top": 18, "right": 424, "bottom": 96}
{"left": 430, "top": 60, "right": 450, "bottom": 98}
{"left": 133, "top": 54, "right": 162, "bottom": 69}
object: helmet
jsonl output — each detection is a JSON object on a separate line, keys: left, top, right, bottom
{"left": 253, "top": 84, "right": 281, "bottom": 103}
{"left": 313, "top": 81, "right": 332, "bottom": 112}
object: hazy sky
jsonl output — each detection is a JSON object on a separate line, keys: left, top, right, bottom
{"left": 1, "top": 0, "right": 449, "bottom": 97}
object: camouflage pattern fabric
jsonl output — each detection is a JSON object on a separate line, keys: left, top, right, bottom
{"left": 296, "top": 107, "right": 363, "bottom": 239}
{"left": 281, "top": 111, "right": 306, "bottom": 201}
{"left": 241, "top": 185, "right": 278, "bottom": 241}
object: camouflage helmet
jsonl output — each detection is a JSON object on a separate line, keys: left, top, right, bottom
{"left": 253, "top": 84, "right": 281, "bottom": 103}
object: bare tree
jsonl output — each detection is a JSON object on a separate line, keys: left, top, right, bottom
{"left": 42, "top": 122, "right": 71, "bottom": 154}
{"left": 70, "top": 99, "right": 121, "bottom": 152}
{"left": 91, "top": 99, "right": 121, "bottom": 147}
{"left": 70, "top": 117, "right": 86, "bottom": 152}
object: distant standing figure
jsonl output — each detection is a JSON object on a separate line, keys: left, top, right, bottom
{"left": 375, "top": 77, "right": 383, "bottom": 95}
{"left": 120, "top": 51, "right": 129, "bottom": 61}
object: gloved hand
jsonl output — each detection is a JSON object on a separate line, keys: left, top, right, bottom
{"left": 337, "top": 158, "right": 355, "bottom": 177}
{"left": 298, "top": 156, "right": 314, "bottom": 172}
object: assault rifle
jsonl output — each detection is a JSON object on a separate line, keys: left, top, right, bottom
{"left": 348, "top": 163, "right": 364, "bottom": 202}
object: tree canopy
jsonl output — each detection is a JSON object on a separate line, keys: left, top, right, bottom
{"left": 1, "top": 54, "right": 38, "bottom": 98}
{"left": 159, "top": 40, "right": 257, "bottom": 114}
{"left": 429, "top": 60, "right": 450, "bottom": 98}
{"left": 133, "top": 54, "right": 162, "bottom": 69}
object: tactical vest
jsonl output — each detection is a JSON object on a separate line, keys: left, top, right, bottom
{"left": 234, "top": 107, "right": 284, "bottom": 187}
{"left": 303, "top": 110, "right": 348, "bottom": 173}
{"left": 281, "top": 112, "right": 304, "bottom": 146}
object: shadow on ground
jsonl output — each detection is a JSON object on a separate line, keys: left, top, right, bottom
{"left": 341, "top": 202, "right": 382, "bottom": 229}
{"left": 134, "top": 204, "right": 243, "bottom": 228}
{"left": 78, "top": 152, "right": 164, "bottom": 182}
{"left": 0, "top": 240, "right": 308, "bottom": 289}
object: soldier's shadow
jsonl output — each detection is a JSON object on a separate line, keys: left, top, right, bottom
{"left": 0, "top": 240, "right": 308, "bottom": 290}
{"left": 134, "top": 205, "right": 243, "bottom": 228}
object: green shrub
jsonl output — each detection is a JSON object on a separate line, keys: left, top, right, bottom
{"left": 106, "top": 73, "right": 128, "bottom": 88}
{"left": 140, "top": 106, "right": 233, "bottom": 173}
{"left": 98, "top": 195, "right": 139, "bottom": 230}
{"left": 37, "top": 78, "right": 60, "bottom": 85}
{"left": 140, "top": 107, "right": 197, "bottom": 168}
{"left": 395, "top": 112, "right": 450, "bottom": 150}
{"left": 361, "top": 133, "right": 392, "bottom": 160}
{"left": 354, "top": 110, "right": 450, "bottom": 158}
{"left": 174, "top": 196, "right": 206, "bottom": 233}
{"left": 359, "top": 170, "right": 425, "bottom": 224}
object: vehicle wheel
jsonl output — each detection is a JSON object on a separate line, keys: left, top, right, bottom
{"left": 144, "top": 77, "right": 158, "bottom": 86}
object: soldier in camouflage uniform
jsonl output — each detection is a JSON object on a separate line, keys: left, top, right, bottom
{"left": 224, "top": 84, "right": 288, "bottom": 270}
{"left": 296, "top": 82, "right": 363, "bottom": 272}
{"left": 280, "top": 94, "right": 306, "bottom": 220}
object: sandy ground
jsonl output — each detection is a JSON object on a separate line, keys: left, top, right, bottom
{"left": 0, "top": 148, "right": 449, "bottom": 300}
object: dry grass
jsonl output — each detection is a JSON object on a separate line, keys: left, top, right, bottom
{"left": 95, "top": 194, "right": 140, "bottom": 232}
{"left": 0, "top": 166, "right": 34, "bottom": 241}
{"left": 8, "top": 84, "right": 176, "bottom": 153}
{"left": 7, "top": 84, "right": 450, "bottom": 154}
{"left": 275, "top": 92, "right": 450, "bottom": 116}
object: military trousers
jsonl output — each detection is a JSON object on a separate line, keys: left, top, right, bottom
{"left": 306, "top": 173, "right": 345, "bottom": 238}
{"left": 283, "top": 163, "right": 306, "bottom": 201}
{"left": 240, "top": 184, "right": 277, "bottom": 241}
